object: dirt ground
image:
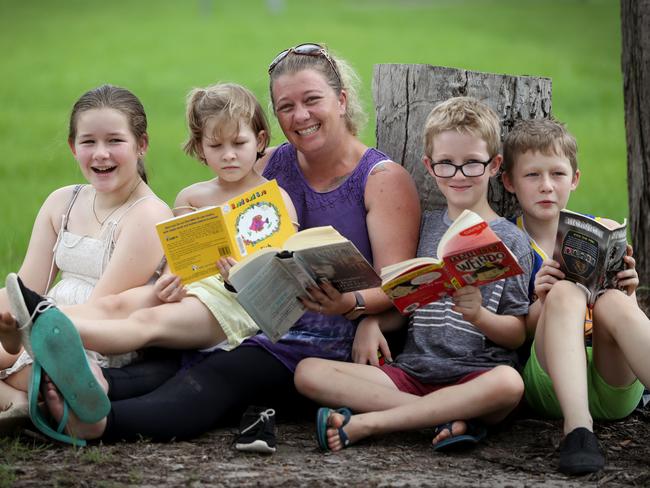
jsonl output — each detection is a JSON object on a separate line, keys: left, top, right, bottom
{"left": 2, "top": 407, "right": 649, "bottom": 487}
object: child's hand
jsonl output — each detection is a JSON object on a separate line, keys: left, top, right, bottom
{"left": 217, "top": 257, "right": 238, "bottom": 283}
{"left": 154, "top": 273, "right": 186, "bottom": 303}
{"left": 452, "top": 286, "right": 483, "bottom": 323}
{"left": 301, "top": 280, "right": 352, "bottom": 316}
{"left": 534, "top": 259, "right": 565, "bottom": 302}
{"left": 352, "top": 316, "right": 392, "bottom": 365}
{"left": 617, "top": 244, "right": 639, "bottom": 295}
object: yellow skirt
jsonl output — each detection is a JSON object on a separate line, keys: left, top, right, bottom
{"left": 186, "top": 275, "right": 259, "bottom": 351}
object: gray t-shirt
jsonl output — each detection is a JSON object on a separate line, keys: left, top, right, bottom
{"left": 393, "top": 208, "right": 533, "bottom": 384}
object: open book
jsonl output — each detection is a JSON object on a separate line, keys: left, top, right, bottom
{"left": 228, "top": 226, "right": 381, "bottom": 342}
{"left": 553, "top": 209, "right": 627, "bottom": 304}
{"left": 381, "top": 209, "right": 523, "bottom": 314}
{"left": 156, "top": 179, "right": 295, "bottom": 284}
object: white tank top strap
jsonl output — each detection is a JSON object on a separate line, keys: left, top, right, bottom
{"left": 47, "top": 184, "right": 86, "bottom": 293}
{"left": 100, "top": 194, "right": 169, "bottom": 275}
{"left": 61, "top": 184, "right": 86, "bottom": 232}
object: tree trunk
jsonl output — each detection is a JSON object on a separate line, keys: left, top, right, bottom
{"left": 372, "top": 64, "right": 552, "bottom": 216}
{"left": 621, "top": 0, "right": 650, "bottom": 313}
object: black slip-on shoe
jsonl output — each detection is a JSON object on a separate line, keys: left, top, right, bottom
{"left": 558, "top": 427, "right": 605, "bottom": 475}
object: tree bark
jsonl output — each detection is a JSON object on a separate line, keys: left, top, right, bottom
{"left": 372, "top": 64, "right": 552, "bottom": 216}
{"left": 621, "top": 0, "right": 650, "bottom": 313}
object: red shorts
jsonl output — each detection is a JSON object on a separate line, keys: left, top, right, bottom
{"left": 378, "top": 363, "right": 486, "bottom": 396}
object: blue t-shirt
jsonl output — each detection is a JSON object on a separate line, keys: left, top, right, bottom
{"left": 509, "top": 215, "right": 545, "bottom": 302}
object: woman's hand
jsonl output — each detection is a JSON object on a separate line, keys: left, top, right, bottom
{"left": 154, "top": 273, "right": 186, "bottom": 303}
{"left": 534, "top": 259, "right": 565, "bottom": 303}
{"left": 300, "top": 280, "right": 355, "bottom": 316}
{"left": 617, "top": 245, "right": 639, "bottom": 296}
{"left": 217, "top": 257, "right": 238, "bottom": 283}
{"left": 352, "top": 316, "right": 391, "bottom": 365}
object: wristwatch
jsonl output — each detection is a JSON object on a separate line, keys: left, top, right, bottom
{"left": 343, "top": 291, "right": 366, "bottom": 320}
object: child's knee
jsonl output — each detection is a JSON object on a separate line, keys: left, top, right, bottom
{"left": 593, "top": 289, "right": 637, "bottom": 319}
{"left": 93, "top": 293, "right": 131, "bottom": 317}
{"left": 294, "top": 358, "right": 328, "bottom": 395}
{"left": 491, "top": 365, "right": 524, "bottom": 406}
{"left": 594, "top": 289, "right": 647, "bottom": 333}
{"left": 546, "top": 280, "right": 584, "bottom": 308}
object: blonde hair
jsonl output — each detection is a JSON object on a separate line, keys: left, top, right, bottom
{"left": 503, "top": 118, "right": 578, "bottom": 175}
{"left": 183, "top": 83, "right": 271, "bottom": 161}
{"left": 423, "top": 97, "right": 501, "bottom": 159}
{"left": 268, "top": 44, "right": 367, "bottom": 136}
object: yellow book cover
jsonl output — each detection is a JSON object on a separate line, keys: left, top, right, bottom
{"left": 156, "top": 179, "right": 296, "bottom": 284}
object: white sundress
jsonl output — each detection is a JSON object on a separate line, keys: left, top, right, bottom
{"left": 0, "top": 185, "right": 164, "bottom": 379}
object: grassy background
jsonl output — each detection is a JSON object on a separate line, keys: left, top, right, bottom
{"left": 0, "top": 0, "right": 626, "bottom": 279}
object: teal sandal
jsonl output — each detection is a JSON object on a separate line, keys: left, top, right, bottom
{"left": 29, "top": 307, "right": 110, "bottom": 424}
{"left": 316, "top": 407, "right": 352, "bottom": 451}
{"left": 7, "top": 273, "right": 110, "bottom": 445}
{"left": 28, "top": 359, "right": 86, "bottom": 447}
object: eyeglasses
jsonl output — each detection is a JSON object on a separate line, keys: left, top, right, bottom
{"left": 268, "top": 43, "right": 341, "bottom": 84}
{"left": 430, "top": 157, "right": 493, "bottom": 178}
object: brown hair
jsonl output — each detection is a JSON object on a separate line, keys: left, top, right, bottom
{"left": 503, "top": 118, "right": 578, "bottom": 175}
{"left": 423, "top": 97, "right": 501, "bottom": 159}
{"left": 183, "top": 83, "right": 270, "bottom": 162}
{"left": 268, "top": 44, "right": 366, "bottom": 136}
{"left": 68, "top": 84, "right": 148, "bottom": 183}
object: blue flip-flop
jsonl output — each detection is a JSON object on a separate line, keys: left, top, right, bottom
{"left": 432, "top": 420, "right": 487, "bottom": 452}
{"left": 29, "top": 308, "right": 110, "bottom": 427}
{"left": 316, "top": 407, "right": 352, "bottom": 451}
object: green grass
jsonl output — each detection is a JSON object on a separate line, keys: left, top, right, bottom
{"left": 78, "top": 446, "right": 116, "bottom": 464}
{"left": 0, "top": 435, "right": 48, "bottom": 484}
{"left": 0, "top": 0, "right": 626, "bottom": 278}
{"left": 0, "top": 464, "right": 15, "bottom": 488}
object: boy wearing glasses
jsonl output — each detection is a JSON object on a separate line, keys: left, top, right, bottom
{"left": 294, "top": 97, "right": 533, "bottom": 452}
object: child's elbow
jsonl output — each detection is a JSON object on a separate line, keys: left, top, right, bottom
{"left": 511, "top": 316, "right": 528, "bottom": 349}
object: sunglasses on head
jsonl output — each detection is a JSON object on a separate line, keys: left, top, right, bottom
{"left": 268, "top": 43, "right": 341, "bottom": 83}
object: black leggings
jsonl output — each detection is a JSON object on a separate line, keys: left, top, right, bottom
{"left": 101, "top": 346, "right": 310, "bottom": 442}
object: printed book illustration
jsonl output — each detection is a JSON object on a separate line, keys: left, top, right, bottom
{"left": 553, "top": 209, "right": 627, "bottom": 304}
{"left": 228, "top": 226, "right": 381, "bottom": 342}
{"left": 380, "top": 209, "right": 523, "bottom": 314}
{"left": 156, "top": 179, "right": 295, "bottom": 284}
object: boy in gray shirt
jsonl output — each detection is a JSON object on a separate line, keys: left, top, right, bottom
{"left": 294, "top": 97, "right": 532, "bottom": 452}
{"left": 396, "top": 208, "right": 531, "bottom": 385}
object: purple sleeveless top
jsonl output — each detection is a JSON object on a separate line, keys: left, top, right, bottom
{"left": 243, "top": 143, "right": 390, "bottom": 371}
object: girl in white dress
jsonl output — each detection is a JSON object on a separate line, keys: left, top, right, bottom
{"left": 0, "top": 85, "right": 172, "bottom": 429}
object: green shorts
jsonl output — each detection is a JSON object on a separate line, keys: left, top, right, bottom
{"left": 523, "top": 342, "right": 643, "bottom": 420}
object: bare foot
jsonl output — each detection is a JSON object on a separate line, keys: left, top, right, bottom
{"left": 326, "top": 411, "right": 374, "bottom": 452}
{"left": 42, "top": 365, "right": 108, "bottom": 440}
{"left": 432, "top": 420, "right": 467, "bottom": 447}
{"left": 0, "top": 311, "right": 22, "bottom": 354}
